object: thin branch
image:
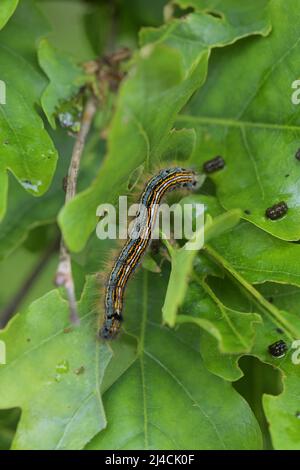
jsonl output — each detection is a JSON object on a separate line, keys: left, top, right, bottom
{"left": 0, "top": 238, "right": 60, "bottom": 328}
{"left": 55, "top": 96, "right": 97, "bottom": 324}
{"left": 64, "top": 96, "right": 97, "bottom": 202}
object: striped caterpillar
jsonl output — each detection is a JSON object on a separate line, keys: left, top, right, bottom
{"left": 99, "top": 167, "right": 199, "bottom": 340}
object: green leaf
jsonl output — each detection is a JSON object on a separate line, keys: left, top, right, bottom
{"left": 0, "top": 261, "right": 262, "bottom": 450}
{"left": 174, "top": 0, "right": 270, "bottom": 25}
{"left": 214, "top": 221, "right": 300, "bottom": 287}
{"left": 193, "top": 273, "right": 300, "bottom": 449}
{"left": 178, "top": 280, "right": 261, "bottom": 354}
{"left": 179, "top": 0, "right": 300, "bottom": 241}
{"left": 251, "top": 308, "right": 300, "bottom": 450}
{"left": 184, "top": 194, "right": 300, "bottom": 287}
{"left": 162, "top": 207, "right": 241, "bottom": 327}
{"left": 0, "top": 0, "right": 58, "bottom": 220}
{"left": 195, "top": 275, "right": 257, "bottom": 381}
{"left": 143, "top": 0, "right": 271, "bottom": 46}
{"left": 0, "top": 161, "right": 65, "bottom": 262}
{"left": 0, "top": 126, "right": 69, "bottom": 262}
{"left": 3, "top": 0, "right": 298, "bottom": 451}
{"left": 0, "top": 127, "right": 105, "bottom": 262}
{"left": 142, "top": 253, "right": 161, "bottom": 273}
{"left": 0, "top": 0, "right": 19, "bottom": 30}
{"left": 0, "top": 278, "right": 113, "bottom": 450}
{"left": 59, "top": 4, "right": 271, "bottom": 252}
{"left": 38, "top": 38, "right": 88, "bottom": 128}
{"left": 200, "top": 333, "right": 244, "bottom": 381}
{"left": 170, "top": 195, "right": 300, "bottom": 390}
{"left": 234, "top": 356, "right": 281, "bottom": 450}
{"left": 159, "top": 127, "right": 197, "bottom": 163}
{"left": 263, "top": 361, "right": 300, "bottom": 450}
{"left": 254, "top": 283, "right": 300, "bottom": 450}
{"left": 205, "top": 244, "right": 300, "bottom": 339}
{"left": 37, "top": 0, "right": 95, "bottom": 62}
{"left": 86, "top": 270, "right": 262, "bottom": 450}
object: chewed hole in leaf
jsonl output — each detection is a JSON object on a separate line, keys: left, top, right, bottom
{"left": 234, "top": 356, "right": 283, "bottom": 448}
{"left": 0, "top": 408, "right": 21, "bottom": 450}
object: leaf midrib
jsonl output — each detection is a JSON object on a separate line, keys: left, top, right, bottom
{"left": 134, "top": 271, "right": 228, "bottom": 449}
{"left": 144, "top": 349, "right": 227, "bottom": 449}
{"left": 177, "top": 114, "right": 300, "bottom": 132}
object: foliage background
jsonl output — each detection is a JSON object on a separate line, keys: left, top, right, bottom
{"left": 0, "top": 0, "right": 299, "bottom": 450}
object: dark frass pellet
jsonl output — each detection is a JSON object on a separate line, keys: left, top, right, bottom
{"left": 268, "top": 340, "right": 288, "bottom": 358}
{"left": 203, "top": 156, "right": 225, "bottom": 174}
{"left": 265, "top": 201, "right": 288, "bottom": 220}
{"left": 295, "top": 148, "right": 300, "bottom": 161}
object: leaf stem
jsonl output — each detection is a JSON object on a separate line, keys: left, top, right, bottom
{"left": 204, "top": 244, "right": 297, "bottom": 340}
{"left": 55, "top": 96, "right": 97, "bottom": 324}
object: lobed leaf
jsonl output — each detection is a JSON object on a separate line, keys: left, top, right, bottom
{"left": 59, "top": 2, "right": 271, "bottom": 252}
{"left": 180, "top": 0, "right": 300, "bottom": 241}
{"left": 0, "top": 0, "right": 58, "bottom": 220}
{"left": 162, "top": 206, "right": 241, "bottom": 327}
{"left": 0, "top": 278, "right": 112, "bottom": 450}
{"left": 86, "top": 270, "right": 262, "bottom": 450}
{"left": 38, "top": 38, "right": 88, "bottom": 128}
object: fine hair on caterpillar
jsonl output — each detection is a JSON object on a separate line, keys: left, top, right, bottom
{"left": 98, "top": 166, "right": 201, "bottom": 341}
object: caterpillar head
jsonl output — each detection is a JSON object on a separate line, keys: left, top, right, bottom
{"left": 99, "top": 312, "right": 123, "bottom": 340}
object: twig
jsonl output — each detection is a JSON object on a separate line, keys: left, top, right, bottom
{"left": 0, "top": 238, "right": 60, "bottom": 328}
{"left": 64, "top": 97, "right": 97, "bottom": 203}
{"left": 55, "top": 96, "right": 97, "bottom": 324}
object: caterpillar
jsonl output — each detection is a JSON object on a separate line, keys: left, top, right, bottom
{"left": 99, "top": 167, "right": 199, "bottom": 340}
